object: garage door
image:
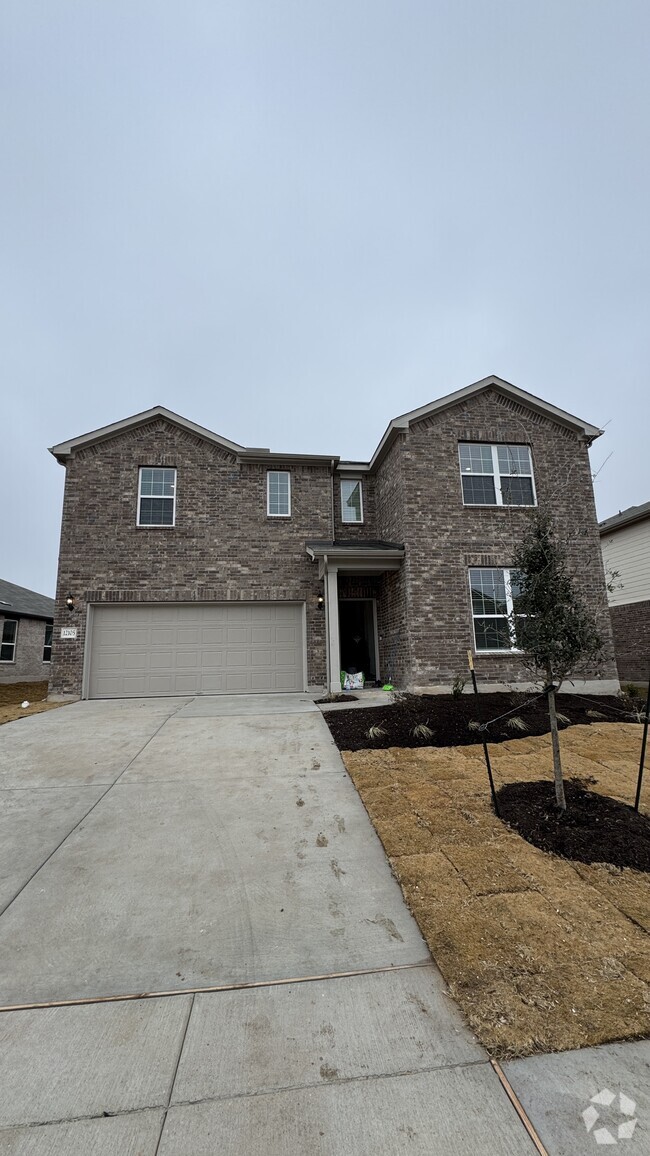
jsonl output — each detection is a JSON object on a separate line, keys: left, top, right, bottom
{"left": 87, "top": 603, "right": 305, "bottom": 698}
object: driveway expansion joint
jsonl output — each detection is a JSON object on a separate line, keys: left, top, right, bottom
{"left": 0, "top": 959, "right": 436, "bottom": 1013}
{"left": 168, "top": 1057, "right": 493, "bottom": 1111}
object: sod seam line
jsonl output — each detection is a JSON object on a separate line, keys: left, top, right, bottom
{"left": 490, "top": 1059, "right": 550, "bottom": 1156}
{"left": 0, "top": 959, "right": 435, "bottom": 1014}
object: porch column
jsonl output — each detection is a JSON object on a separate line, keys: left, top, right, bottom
{"left": 325, "top": 564, "right": 341, "bottom": 693}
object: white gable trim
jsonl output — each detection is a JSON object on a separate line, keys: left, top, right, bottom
{"left": 369, "top": 375, "right": 603, "bottom": 470}
{"left": 49, "top": 405, "right": 245, "bottom": 463}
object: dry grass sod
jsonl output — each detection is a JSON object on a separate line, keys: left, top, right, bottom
{"left": 0, "top": 683, "right": 69, "bottom": 727}
{"left": 343, "top": 723, "right": 650, "bottom": 1058}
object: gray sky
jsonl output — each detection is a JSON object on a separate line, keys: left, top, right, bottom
{"left": 3, "top": 1, "right": 649, "bottom": 597}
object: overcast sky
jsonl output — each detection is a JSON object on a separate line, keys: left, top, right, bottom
{"left": 3, "top": 2, "right": 649, "bottom": 597}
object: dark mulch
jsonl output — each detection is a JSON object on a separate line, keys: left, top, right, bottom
{"left": 314, "top": 693, "right": 358, "bottom": 704}
{"left": 497, "top": 779, "right": 650, "bottom": 872}
{"left": 0, "top": 680, "right": 48, "bottom": 706}
{"left": 324, "top": 691, "right": 637, "bottom": 752}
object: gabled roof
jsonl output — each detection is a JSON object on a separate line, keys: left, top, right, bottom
{"left": 49, "top": 377, "right": 604, "bottom": 471}
{"left": 369, "top": 375, "right": 604, "bottom": 469}
{"left": 0, "top": 578, "right": 55, "bottom": 620}
{"left": 49, "top": 405, "right": 247, "bottom": 464}
{"left": 49, "top": 405, "right": 339, "bottom": 466}
{"left": 599, "top": 501, "right": 650, "bottom": 535}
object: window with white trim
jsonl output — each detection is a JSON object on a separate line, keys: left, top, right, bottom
{"left": 469, "top": 568, "right": 523, "bottom": 651}
{"left": 43, "top": 622, "right": 53, "bottom": 663}
{"left": 138, "top": 468, "right": 176, "bottom": 526}
{"left": 267, "top": 470, "right": 291, "bottom": 517}
{"left": 341, "top": 479, "right": 363, "bottom": 523}
{"left": 459, "top": 444, "right": 536, "bottom": 506}
{"left": 0, "top": 619, "right": 17, "bottom": 662}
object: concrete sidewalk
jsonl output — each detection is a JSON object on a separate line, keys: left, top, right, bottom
{"left": 0, "top": 695, "right": 647, "bottom": 1153}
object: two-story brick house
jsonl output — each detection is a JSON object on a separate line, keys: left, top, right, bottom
{"left": 47, "top": 375, "right": 618, "bottom": 699}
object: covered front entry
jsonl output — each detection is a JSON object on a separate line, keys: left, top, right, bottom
{"left": 339, "top": 599, "right": 379, "bottom": 683}
{"left": 86, "top": 602, "right": 305, "bottom": 698}
{"left": 305, "top": 540, "right": 405, "bottom": 692}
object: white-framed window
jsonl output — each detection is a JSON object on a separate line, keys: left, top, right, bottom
{"left": 43, "top": 622, "right": 53, "bottom": 663}
{"left": 469, "top": 568, "right": 523, "bottom": 652}
{"left": 267, "top": 470, "right": 291, "bottom": 517}
{"left": 459, "top": 443, "right": 536, "bottom": 507}
{"left": 137, "top": 467, "right": 176, "bottom": 527}
{"left": 0, "top": 619, "right": 17, "bottom": 662}
{"left": 341, "top": 478, "right": 363, "bottom": 523}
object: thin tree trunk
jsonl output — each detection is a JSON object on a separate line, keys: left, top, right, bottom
{"left": 546, "top": 676, "right": 566, "bottom": 811}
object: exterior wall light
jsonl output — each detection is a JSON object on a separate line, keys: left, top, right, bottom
{"left": 66, "top": 594, "right": 75, "bottom": 612}
{"left": 317, "top": 595, "right": 324, "bottom": 610}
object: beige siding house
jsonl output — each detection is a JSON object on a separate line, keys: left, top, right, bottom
{"left": 600, "top": 502, "right": 650, "bottom": 682}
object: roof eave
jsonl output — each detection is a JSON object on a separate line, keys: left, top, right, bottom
{"left": 48, "top": 405, "right": 246, "bottom": 464}
{"left": 368, "top": 376, "right": 603, "bottom": 471}
{"left": 599, "top": 509, "right": 650, "bottom": 535}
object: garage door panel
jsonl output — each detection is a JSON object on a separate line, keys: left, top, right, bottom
{"left": 201, "top": 628, "right": 226, "bottom": 644}
{"left": 88, "top": 604, "right": 304, "bottom": 698}
{"left": 150, "top": 651, "right": 175, "bottom": 669}
{"left": 275, "top": 626, "right": 298, "bottom": 643}
{"left": 251, "top": 627, "right": 272, "bottom": 643}
{"left": 151, "top": 628, "right": 175, "bottom": 645}
{"left": 200, "top": 650, "right": 225, "bottom": 667}
{"left": 123, "top": 652, "right": 148, "bottom": 669}
{"left": 177, "top": 628, "right": 200, "bottom": 644}
{"left": 148, "top": 674, "right": 177, "bottom": 694}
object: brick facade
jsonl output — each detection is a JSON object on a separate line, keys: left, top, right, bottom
{"left": 0, "top": 614, "right": 51, "bottom": 685}
{"left": 50, "top": 419, "right": 331, "bottom": 696}
{"left": 608, "top": 601, "right": 650, "bottom": 683}
{"left": 49, "top": 385, "right": 618, "bottom": 698}
{"left": 395, "top": 389, "right": 618, "bottom": 689}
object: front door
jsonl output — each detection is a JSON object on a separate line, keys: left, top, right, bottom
{"left": 339, "top": 599, "right": 378, "bottom": 683}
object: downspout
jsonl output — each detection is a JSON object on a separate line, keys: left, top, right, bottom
{"left": 330, "top": 458, "right": 336, "bottom": 542}
{"left": 323, "top": 553, "right": 330, "bottom": 691}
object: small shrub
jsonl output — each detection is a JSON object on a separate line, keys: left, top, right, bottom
{"left": 451, "top": 675, "right": 466, "bottom": 698}
{"left": 586, "top": 709, "right": 607, "bottom": 720}
{"left": 468, "top": 719, "right": 481, "bottom": 731}
{"left": 390, "top": 690, "right": 420, "bottom": 708}
{"left": 366, "top": 725, "right": 387, "bottom": 740}
{"left": 412, "top": 722, "right": 434, "bottom": 739}
{"left": 622, "top": 682, "right": 646, "bottom": 705}
{"left": 555, "top": 712, "right": 571, "bottom": 725}
{"left": 506, "top": 716, "right": 529, "bottom": 733}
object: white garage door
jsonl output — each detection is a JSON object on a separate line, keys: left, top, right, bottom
{"left": 88, "top": 603, "right": 305, "bottom": 698}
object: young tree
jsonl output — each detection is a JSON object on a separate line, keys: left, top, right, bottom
{"left": 509, "top": 512, "right": 603, "bottom": 811}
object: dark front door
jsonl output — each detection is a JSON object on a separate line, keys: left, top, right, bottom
{"left": 339, "top": 599, "right": 377, "bottom": 682}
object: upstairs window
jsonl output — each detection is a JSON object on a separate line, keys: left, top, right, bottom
{"left": 341, "top": 479, "right": 363, "bottom": 523}
{"left": 469, "top": 568, "right": 523, "bottom": 651}
{"left": 0, "top": 619, "right": 17, "bottom": 662}
{"left": 459, "top": 443, "right": 536, "bottom": 506}
{"left": 138, "top": 468, "right": 176, "bottom": 526}
{"left": 43, "top": 622, "right": 53, "bottom": 663}
{"left": 267, "top": 470, "right": 291, "bottom": 517}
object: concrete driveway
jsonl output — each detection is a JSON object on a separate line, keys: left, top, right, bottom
{"left": 1, "top": 693, "right": 622, "bottom": 1154}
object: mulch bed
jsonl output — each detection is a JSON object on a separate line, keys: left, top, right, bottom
{"left": 497, "top": 779, "right": 650, "bottom": 873}
{"left": 0, "top": 680, "right": 48, "bottom": 706}
{"left": 324, "top": 691, "right": 637, "bottom": 751}
{"left": 314, "top": 693, "right": 358, "bottom": 704}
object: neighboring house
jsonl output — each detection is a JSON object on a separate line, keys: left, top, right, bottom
{"left": 47, "top": 375, "right": 618, "bottom": 700}
{"left": 0, "top": 579, "right": 55, "bottom": 686}
{"left": 600, "top": 502, "right": 650, "bottom": 683}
